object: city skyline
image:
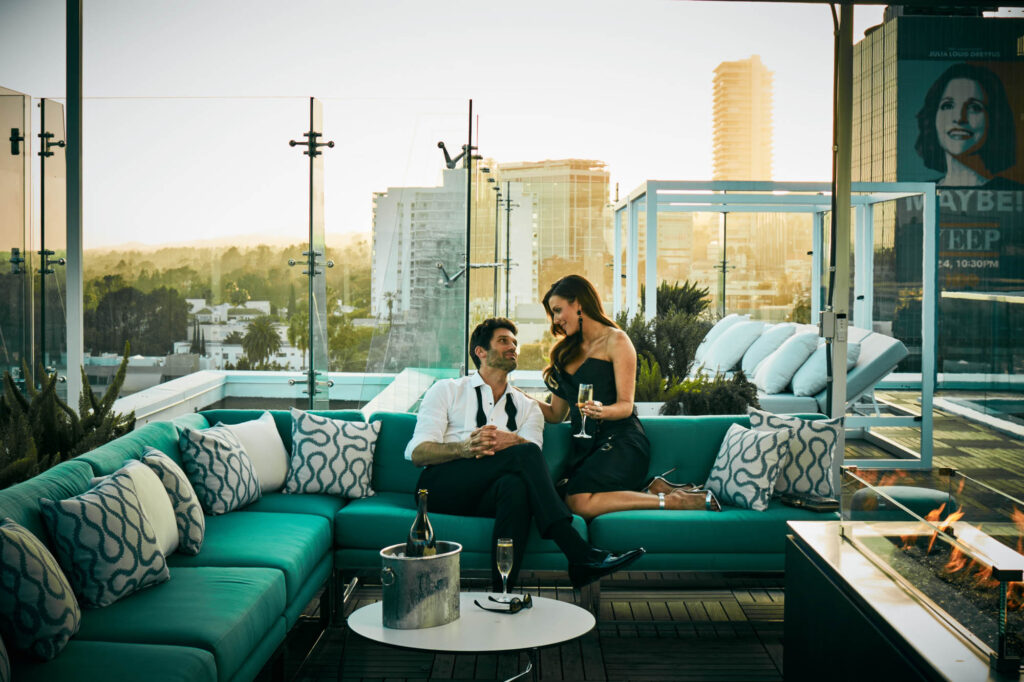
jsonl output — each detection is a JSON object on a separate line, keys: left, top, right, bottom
{"left": 0, "top": 0, "right": 887, "bottom": 249}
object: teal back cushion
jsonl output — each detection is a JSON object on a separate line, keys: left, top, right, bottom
{"left": 369, "top": 412, "right": 576, "bottom": 494}
{"left": 76, "top": 420, "right": 200, "bottom": 475}
{"left": 200, "top": 409, "right": 364, "bottom": 453}
{"left": 0, "top": 460, "right": 93, "bottom": 542}
{"left": 368, "top": 412, "right": 420, "bottom": 494}
{"left": 641, "top": 416, "right": 753, "bottom": 484}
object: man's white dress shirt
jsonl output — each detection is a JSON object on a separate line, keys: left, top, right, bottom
{"left": 404, "top": 372, "right": 544, "bottom": 461}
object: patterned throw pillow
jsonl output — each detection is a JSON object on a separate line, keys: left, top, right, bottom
{"left": 91, "top": 459, "right": 179, "bottom": 557}
{"left": 749, "top": 409, "right": 841, "bottom": 498}
{"left": 0, "top": 519, "right": 80, "bottom": 660}
{"left": 178, "top": 426, "right": 261, "bottom": 515}
{"left": 141, "top": 447, "right": 206, "bottom": 554}
{"left": 41, "top": 471, "right": 170, "bottom": 608}
{"left": 286, "top": 408, "right": 380, "bottom": 497}
{"left": 0, "top": 632, "right": 9, "bottom": 680}
{"left": 705, "top": 423, "right": 791, "bottom": 511}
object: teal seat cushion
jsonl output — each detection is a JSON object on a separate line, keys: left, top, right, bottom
{"left": 588, "top": 504, "right": 836, "bottom": 556}
{"left": 14, "top": 640, "right": 217, "bottom": 682}
{"left": 241, "top": 491, "right": 346, "bottom": 522}
{"left": 167, "top": 512, "right": 330, "bottom": 604}
{"left": 335, "top": 492, "right": 588, "bottom": 571}
{"left": 74, "top": 566, "right": 285, "bottom": 682}
{"left": 849, "top": 485, "right": 956, "bottom": 521}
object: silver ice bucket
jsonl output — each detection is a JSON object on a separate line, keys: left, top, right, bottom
{"left": 379, "top": 541, "right": 461, "bottom": 629}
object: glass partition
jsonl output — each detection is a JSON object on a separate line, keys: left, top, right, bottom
{"left": 36, "top": 98, "right": 68, "bottom": 398}
{"left": 0, "top": 88, "right": 31, "bottom": 388}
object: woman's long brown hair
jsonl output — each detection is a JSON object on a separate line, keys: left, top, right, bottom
{"left": 542, "top": 274, "right": 618, "bottom": 383}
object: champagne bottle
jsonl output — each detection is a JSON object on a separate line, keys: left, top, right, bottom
{"left": 405, "top": 489, "right": 437, "bottom": 557}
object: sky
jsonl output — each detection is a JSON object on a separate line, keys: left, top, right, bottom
{"left": 0, "top": 0, "right": 889, "bottom": 249}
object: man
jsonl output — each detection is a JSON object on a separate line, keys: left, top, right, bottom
{"left": 405, "top": 317, "right": 644, "bottom": 592}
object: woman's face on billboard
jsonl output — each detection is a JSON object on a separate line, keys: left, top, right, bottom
{"left": 935, "top": 77, "right": 988, "bottom": 157}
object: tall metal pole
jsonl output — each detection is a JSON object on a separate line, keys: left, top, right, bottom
{"left": 65, "top": 0, "right": 84, "bottom": 408}
{"left": 463, "top": 99, "right": 473, "bottom": 373}
{"left": 830, "top": 3, "right": 854, "bottom": 493}
{"left": 493, "top": 187, "right": 500, "bottom": 317}
{"left": 505, "top": 181, "right": 511, "bottom": 318}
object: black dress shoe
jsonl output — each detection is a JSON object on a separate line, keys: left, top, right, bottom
{"left": 568, "top": 547, "right": 646, "bottom": 589}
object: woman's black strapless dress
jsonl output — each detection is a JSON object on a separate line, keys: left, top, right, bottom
{"left": 544, "top": 358, "right": 651, "bottom": 496}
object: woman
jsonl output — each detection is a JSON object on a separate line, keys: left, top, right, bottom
{"left": 532, "top": 275, "right": 719, "bottom": 521}
{"left": 915, "top": 63, "right": 1020, "bottom": 188}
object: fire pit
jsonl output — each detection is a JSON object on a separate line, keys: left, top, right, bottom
{"left": 842, "top": 467, "right": 1024, "bottom": 675}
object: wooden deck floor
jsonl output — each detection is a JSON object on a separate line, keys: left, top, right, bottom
{"left": 285, "top": 391, "right": 1022, "bottom": 682}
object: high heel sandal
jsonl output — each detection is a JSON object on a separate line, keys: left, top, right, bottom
{"left": 642, "top": 467, "right": 700, "bottom": 496}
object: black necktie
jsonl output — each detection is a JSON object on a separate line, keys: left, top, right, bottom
{"left": 475, "top": 386, "right": 517, "bottom": 431}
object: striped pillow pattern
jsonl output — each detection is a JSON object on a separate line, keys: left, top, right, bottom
{"left": 40, "top": 471, "right": 169, "bottom": 608}
{"left": 704, "top": 423, "right": 791, "bottom": 511}
{"left": 178, "top": 426, "right": 261, "bottom": 515}
{"left": 749, "top": 409, "right": 841, "bottom": 498}
{"left": 0, "top": 519, "right": 80, "bottom": 660}
{"left": 141, "top": 447, "right": 206, "bottom": 554}
{"left": 286, "top": 408, "right": 379, "bottom": 498}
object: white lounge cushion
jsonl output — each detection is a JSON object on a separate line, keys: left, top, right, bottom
{"left": 220, "top": 412, "right": 289, "bottom": 493}
{"left": 753, "top": 331, "right": 819, "bottom": 394}
{"left": 791, "top": 341, "right": 862, "bottom": 397}
{"left": 694, "top": 314, "right": 748, "bottom": 365}
{"left": 741, "top": 323, "right": 797, "bottom": 375}
{"left": 700, "top": 320, "right": 766, "bottom": 374}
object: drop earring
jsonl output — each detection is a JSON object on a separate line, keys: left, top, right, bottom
{"left": 577, "top": 309, "right": 583, "bottom": 334}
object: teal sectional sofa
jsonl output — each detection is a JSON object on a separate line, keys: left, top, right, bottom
{"left": 1, "top": 408, "right": 833, "bottom": 681}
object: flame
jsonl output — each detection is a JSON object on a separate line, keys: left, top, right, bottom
{"left": 944, "top": 546, "right": 969, "bottom": 574}
{"left": 974, "top": 564, "right": 1000, "bottom": 589}
{"left": 1012, "top": 507, "right": 1024, "bottom": 556}
{"left": 926, "top": 506, "right": 965, "bottom": 554}
{"left": 1009, "top": 582, "right": 1024, "bottom": 611}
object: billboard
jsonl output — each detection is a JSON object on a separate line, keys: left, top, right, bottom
{"left": 896, "top": 17, "right": 1024, "bottom": 293}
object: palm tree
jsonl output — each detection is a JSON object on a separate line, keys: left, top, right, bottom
{"left": 242, "top": 315, "right": 281, "bottom": 369}
{"left": 287, "top": 308, "right": 309, "bottom": 369}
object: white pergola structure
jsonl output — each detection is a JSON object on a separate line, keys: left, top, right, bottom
{"left": 612, "top": 180, "right": 938, "bottom": 471}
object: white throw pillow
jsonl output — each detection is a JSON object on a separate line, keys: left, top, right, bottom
{"left": 790, "top": 341, "right": 862, "bottom": 397}
{"left": 700, "top": 320, "right": 766, "bottom": 374}
{"left": 753, "top": 331, "right": 820, "bottom": 394}
{"left": 220, "top": 412, "right": 289, "bottom": 493}
{"left": 91, "top": 459, "right": 179, "bottom": 557}
{"left": 741, "top": 323, "right": 797, "bottom": 375}
{"left": 694, "top": 314, "right": 748, "bottom": 365}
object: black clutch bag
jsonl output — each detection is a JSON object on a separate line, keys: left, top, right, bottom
{"left": 778, "top": 493, "right": 839, "bottom": 513}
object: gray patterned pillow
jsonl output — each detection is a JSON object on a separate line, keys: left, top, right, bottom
{"left": 41, "top": 471, "right": 170, "bottom": 608}
{"left": 286, "top": 408, "right": 379, "bottom": 497}
{"left": 178, "top": 426, "right": 261, "bottom": 515}
{"left": 141, "top": 447, "right": 206, "bottom": 554}
{"left": 0, "top": 519, "right": 80, "bottom": 660}
{"left": 705, "top": 423, "right": 791, "bottom": 511}
{"left": 0, "top": 632, "right": 9, "bottom": 680}
{"left": 748, "top": 409, "right": 841, "bottom": 498}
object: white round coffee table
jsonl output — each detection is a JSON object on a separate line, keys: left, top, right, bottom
{"left": 346, "top": 591, "right": 595, "bottom": 681}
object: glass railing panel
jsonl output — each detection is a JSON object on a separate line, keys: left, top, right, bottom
{"left": 0, "top": 88, "right": 31, "bottom": 389}
{"left": 74, "top": 96, "right": 320, "bottom": 405}
{"left": 36, "top": 98, "right": 68, "bottom": 399}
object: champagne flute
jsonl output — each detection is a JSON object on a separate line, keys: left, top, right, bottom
{"left": 574, "top": 383, "right": 594, "bottom": 439}
{"left": 496, "top": 537, "right": 514, "bottom": 599}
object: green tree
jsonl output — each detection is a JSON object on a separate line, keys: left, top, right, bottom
{"left": 242, "top": 315, "right": 281, "bottom": 369}
{"left": 288, "top": 306, "right": 309, "bottom": 368}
